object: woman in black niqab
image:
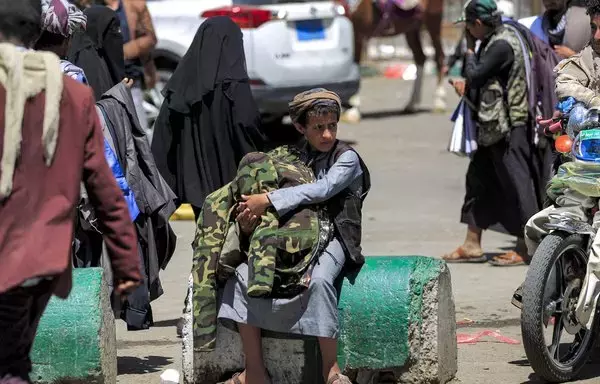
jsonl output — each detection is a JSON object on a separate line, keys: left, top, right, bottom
{"left": 151, "top": 16, "right": 267, "bottom": 216}
{"left": 67, "top": 5, "right": 125, "bottom": 99}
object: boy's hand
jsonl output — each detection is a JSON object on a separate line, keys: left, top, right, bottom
{"left": 238, "top": 193, "right": 272, "bottom": 217}
{"left": 236, "top": 208, "right": 260, "bottom": 235}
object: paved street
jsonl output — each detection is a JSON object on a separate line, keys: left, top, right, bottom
{"left": 116, "top": 76, "right": 600, "bottom": 383}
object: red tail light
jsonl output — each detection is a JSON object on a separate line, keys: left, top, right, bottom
{"left": 201, "top": 6, "right": 272, "bottom": 29}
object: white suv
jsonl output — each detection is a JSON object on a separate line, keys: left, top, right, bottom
{"left": 146, "top": 0, "right": 360, "bottom": 124}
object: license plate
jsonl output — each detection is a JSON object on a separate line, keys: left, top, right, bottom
{"left": 296, "top": 20, "right": 325, "bottom": 41}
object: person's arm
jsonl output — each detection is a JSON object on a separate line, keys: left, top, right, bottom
{"left": 463, "top": 40, "right": 514, "bottom": 88}
{"left": 123, "top": 2, "right": 157, "bottom": 60}
{"left": 81, "top": 88, "right": 142, "bottom": 288}
{"left": 267, "top": 151, "right": 362, "bottom": 216}
{"left": 447, "top": 31, "right": 466, "bottom": 70}
{"left": 555, "top": 60, "right": 600, "bottom": 108}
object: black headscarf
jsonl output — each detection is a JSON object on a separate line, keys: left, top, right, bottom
{"left": 152, "top": 16, "right": 267, "bottom": 208}
{"left": 162, "top": 16, "right": 250, "bottom": 114}
{"left": 67, "top": 5, "right": 124, "bottom": 98}
{"left": 84, "top": 5, "right": 125, "bottom": 84}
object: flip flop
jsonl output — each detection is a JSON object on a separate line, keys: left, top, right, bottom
{"left": 442, "top": 246, "right": 487, "bottom": 263}
{"left": 488, "top": 251, "right": 526, "bottom": 267}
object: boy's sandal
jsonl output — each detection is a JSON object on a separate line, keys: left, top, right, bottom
{"left": 327, "top": 373, "right": 353, "bottom": 384}
{"left": 218, "top": 372, "right": 243, "bottom": 384}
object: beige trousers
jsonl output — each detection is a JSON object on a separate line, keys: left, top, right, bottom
{"left": 524, "top": 190, "right": 600, "bottom": 328}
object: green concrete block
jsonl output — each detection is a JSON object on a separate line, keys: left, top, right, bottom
{"left": 30, "top": 268, "right": 116, "bottom": 384}
{"left": 338, "top": 256, "right": 457, "bottom": 383}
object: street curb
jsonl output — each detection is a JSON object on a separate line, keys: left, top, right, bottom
{"left": 171, "top": 204, "right": 195, "bottom": 221}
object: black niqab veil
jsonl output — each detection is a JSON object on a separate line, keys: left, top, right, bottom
{"left": 152, "top": 16, "right": 267, "bottom": 209}
{"left": 84, "top": 5, "right": 125, "bottom": 85}
{"left": 67, "top": 5, "right": 125, "bottom": 99}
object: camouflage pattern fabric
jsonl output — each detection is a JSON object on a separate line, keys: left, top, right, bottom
{"left": 191, "top": 145, "right": 332, "bottom": 351}
{"left": 477, "top": 25, "right": 528, "bottom": 146}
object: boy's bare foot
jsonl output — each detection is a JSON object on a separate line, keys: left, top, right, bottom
{"left": 327, "top": 373, "right": 352, "bottom": 384}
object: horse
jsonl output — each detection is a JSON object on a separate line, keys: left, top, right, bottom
{"left": 347, "top": 0, "right": 447, "bottom": 113}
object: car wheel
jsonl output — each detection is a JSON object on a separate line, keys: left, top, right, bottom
{"left": 144, "top": 68, "right": 173, "bottom": 128}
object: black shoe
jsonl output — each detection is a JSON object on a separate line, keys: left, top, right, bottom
{"left": 511, "top": 284, "right": 523, "bottom": 310}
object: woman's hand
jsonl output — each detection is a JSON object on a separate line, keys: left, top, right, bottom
{"left": 237, "top": 193, "right": 272, "bottom": 217}
{"left": 236, "top": 207, "right": 259, "bottom": 236}
{"left": 121, "top": 77, "right": 134, "bottom": 89}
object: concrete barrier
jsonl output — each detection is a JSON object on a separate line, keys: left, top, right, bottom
{"left": 30, "top": 268, "right": 116, "bottom": 384}
{"left": 182, "top": 256, "right": 457, "bottom": 384}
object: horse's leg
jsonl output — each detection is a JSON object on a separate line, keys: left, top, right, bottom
{"left": 340, "top": 21, "right": 363, "bottom": 123}
{"left": 424, "top": 11, "right": 446, "bottom": 112}
{"left": 404, "top": 26, "right": 426, "bottom": 112}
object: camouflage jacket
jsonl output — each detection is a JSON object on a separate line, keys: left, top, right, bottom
{"left": 477, "top": 25, "right": 528, "bottom": 146}
{"left": 191, "top": 146, "right": 333, "bottom": 351}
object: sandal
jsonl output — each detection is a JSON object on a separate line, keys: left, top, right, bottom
{"left": 488, "top": 251, "right": 526, "bottom": 266}
{"left": 218, "top": 372, "right": 242, "bottom": 384}
{"left": 327, "top": 373, "right": 353, "bottom": 384}
{"left": 442, "top": 246, "right": 487, "bottom": 263}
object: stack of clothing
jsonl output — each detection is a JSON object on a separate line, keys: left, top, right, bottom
{"left": 192, "top": 145, "right": 333, "bottom": 351}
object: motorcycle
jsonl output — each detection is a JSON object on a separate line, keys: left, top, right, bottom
{"left": 521, "top": 103, "right": 600, "bottom": 382}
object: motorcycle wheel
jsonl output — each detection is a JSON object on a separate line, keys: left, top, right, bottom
{"left": 522, "top": 232, "right": 599, "bottom": 383}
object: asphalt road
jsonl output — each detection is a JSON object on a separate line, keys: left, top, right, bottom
{"left": 115, "top": 76, "right": 600, "bottom": 384}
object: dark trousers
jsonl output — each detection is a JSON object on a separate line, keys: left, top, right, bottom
{"left": 0, "top": 280, "right": 55, "bottom": 383}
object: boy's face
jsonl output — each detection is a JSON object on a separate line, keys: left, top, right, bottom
{"left": 591, "top": 15, "right": 600, "bottom": 54}
{"left": 295, "top": 112, "right": 338, "bottom": 153}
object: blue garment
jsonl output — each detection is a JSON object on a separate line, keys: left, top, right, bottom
{"left": 104, "top": 139, "right": 140, "bottom": 221}
{"left": 115, "top": 0, "right": 131, "bottom": 43}
{"left": 60, "top": 59, "right": 88, "bottom": 85}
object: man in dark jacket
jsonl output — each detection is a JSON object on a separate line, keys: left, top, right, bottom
{"left": 444, "top": 0, "right": 544, "bottom": 266}
{"left": 0, "top": 1, "right": 141, "bottom": 382}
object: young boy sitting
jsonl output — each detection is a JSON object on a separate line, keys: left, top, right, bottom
{"left": 217, "top": 88, "right": 371, "bottom": 384}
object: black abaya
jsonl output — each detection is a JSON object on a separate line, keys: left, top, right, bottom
{"left": 151, "top": 16, "right": 267, "bottom": 208}
{"left": 461, "top": 125, "right": 542, "bottom": 237}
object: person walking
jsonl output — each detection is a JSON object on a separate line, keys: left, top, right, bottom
{"left": 443, "top": 0, "right": 545, "bottom": 266}
{"left": 0, "top": 1, "right": 141, "bottom": 382}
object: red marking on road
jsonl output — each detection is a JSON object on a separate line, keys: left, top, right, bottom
{"left": 457, "top": 330, "right": 520, "bottom": 345}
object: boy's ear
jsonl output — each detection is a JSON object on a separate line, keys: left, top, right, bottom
{"left": 293, "top": 122, "right": 306, "bottom": 134}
